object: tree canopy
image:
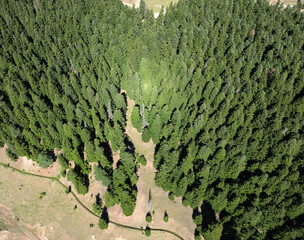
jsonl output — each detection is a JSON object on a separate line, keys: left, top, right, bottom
{"left": 0, "top": 0, "right": 303, "bottom": 238}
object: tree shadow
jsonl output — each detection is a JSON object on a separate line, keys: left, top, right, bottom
{"left": 95, "top": 193, "right": 102, "bottom": 205}
{"left": 192, "top": 207, "right": 200, "bottom": 219}
{"left": 200, "top": 201, "right": 216, "bottom": 229}
{"left": 101, "top": 142, "right": 114, "bottom": 165}
{"left": 123, "top": 136, "right": 136, "bottom": 156}
{"left": 101, "top": 206, "right": 109, "bottom": 223}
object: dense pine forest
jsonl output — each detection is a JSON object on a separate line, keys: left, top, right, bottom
{"left": 0, "top": 0, "right": 304, "bottom": 239}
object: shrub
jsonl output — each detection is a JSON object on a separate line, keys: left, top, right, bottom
{"left": 138, "top": 155, "right": 147, "bottom": 166}
{"left": 145, "top": 226, "right": 151, "bottom": 237}
{"left": 38, "top": 153, "right": 53, "bottom": 168}
{"left": 163, "top": 211, "right": 169, "bottom": 222}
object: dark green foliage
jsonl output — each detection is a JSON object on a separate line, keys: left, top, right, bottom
{"left": 142, "top": 128, "right": 150, "bottom": 143}
{"left": 145, "top": 225, "right": 151, "bottom": 237}
{"left": 57, "top": 154, "right": 68, "bottom": 177}
{"left": 98, "top": 207, "right": 109, "bottom": 230}
{"left": 203, "top": 223, "right": 223, "bottom": 240}
{"left": 145, "top": 212, "right": 152, "bottom": 223}
{"left": 163, "top": 211, "right": 169, "bottom": 222}
{"left": 67, "top": 167, "right": 89, "bottom": 195}
{"left": 137, "top": 155, "right": 147, "bottom": 166}
{"left": 94, "top": 165, "right": 111, "bottom": 187}
{"left": 104, "top": 147, "right": 138, "bottom": 216}
{"left": 6, "top": 148, "right": 18, "bottom": 161}
{"left": 38, "top": 153, "right": 53, "bottom": 169}
{"left": 1, "top": 0, "right": 304, "bottom": 238}
{"left": 131, "top": 105, "right": 142, "bottom": 132}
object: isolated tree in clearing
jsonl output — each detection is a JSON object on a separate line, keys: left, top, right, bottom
{"left": 145, "top": 212, "right": 152, "bottom": 222}
{"left": 145, "top": 225, "right": 151, "bottom": 237}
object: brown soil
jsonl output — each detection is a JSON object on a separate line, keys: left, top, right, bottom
{"left": 0, "top": 204, "right": 43, "bottom": 240}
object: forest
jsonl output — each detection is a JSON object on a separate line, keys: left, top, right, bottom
{"left": 0, "top": 0, "right": 303, "bottom": 239}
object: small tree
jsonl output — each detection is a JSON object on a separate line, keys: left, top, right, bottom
{"left": 146, "top": 212, "right": 152, "bottom": 222}
{"left": 38, "top": 153, "right": 53, "bottom": 168}
{"left": 163, "top": 211, "right": 169, "bottom": 222}
{"left": 138, "top": 155, "right": 147, "bottom": 166}
{"left": 98, "top": 217, "right": 108, "bottom": 230}
{"left": 94, "top": 165, "right": 111, "bottom": 186}
{"left": 168, "top": 192, "right": 175, "bottom": 201}
{"left": 57, "top": 154, "right": 68, "bottom": 177}
{"left": 98, "top": 207, "right": 109, "bottom": 230}
{"left": 131, "top": 105, "right": 142, "bottom": 132}
{"left": 92, "top": 193, "right": 103, "bottom": 215}
{"left": 142, "top": 128, "right": 150, "bottom": 143}
{"left": 145, "top": 225, "right": 151, "bottom": 237}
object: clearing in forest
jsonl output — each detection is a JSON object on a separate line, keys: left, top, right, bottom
{"left": 107, "top": 94, "right": 196, "bottom": 240}
{"left": 122, "top": 0, "right": 178, "bottom": 12}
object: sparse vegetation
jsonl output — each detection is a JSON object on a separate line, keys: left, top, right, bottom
{"left": 39, "top": 192, "right": 47, "bottom": 199}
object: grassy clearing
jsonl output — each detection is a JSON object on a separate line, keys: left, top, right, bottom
{"left": 122, "top": 0, "right": 178, "bottom": 12}
{"left": 270, "top": 0, "right": 303, "bottom": 4}
{"left": 1, "top": 149, "right": 187, "bottom": 239}
{"left": 0, "top": 161, "right": 152, "bottom": 239}
{"left": 144, "top": 0, "right": 178, "bottom": 9}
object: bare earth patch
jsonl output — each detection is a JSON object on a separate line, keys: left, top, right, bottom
{"left": 0, "top": 146, "right": 61, "bottom": 178}
{"left": 0, "top": 204, "right": 42, "bottom": 240}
